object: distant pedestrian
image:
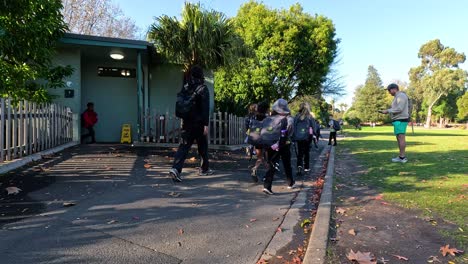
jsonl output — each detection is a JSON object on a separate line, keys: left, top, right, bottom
{"left": 379, "top": 83, "right": 409, "bottom": 163}
{"left": 245, "top": 103, "right": 258, "bottom": 158}
{"left": 248, "top": 102, "right": 269, "bottom": 182}
{"left": 81, "top": 102, "right": 98, "bottom": 144}
{"left": 170, "top": 65, "right": 213, "bottom": 182}
{"left": 261, "top": 99, "right": 294, "bottom": 195}
{"left": 328, "top": 115, "right": 340, "bottom": 146}
{"left": 292, "top": 102, "right": 316, "bottom": 175}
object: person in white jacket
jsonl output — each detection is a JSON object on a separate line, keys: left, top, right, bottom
{"left": 379, "top": 83, "right": 409, "bottom": 163}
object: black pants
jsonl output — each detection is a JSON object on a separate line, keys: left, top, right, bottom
{"left": 328, "top": 132, "right": 337, "bottom": 145}
{"left": 296, "top": 140, "right": 311, "bottom": 170}
{"left": 264, "top": 144, "right": 294, "bottom": 190}
{"left": 172, "top": 127, "right": 209, "bottom": 174}
{"left": 81, "top": 126, "right": 96, "bottom": 143}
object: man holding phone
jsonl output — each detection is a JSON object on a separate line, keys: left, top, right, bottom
{"left": 379, "top": 83, "right": 409, "bottom": 163}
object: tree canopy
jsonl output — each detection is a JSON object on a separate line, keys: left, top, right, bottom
{"left": 409, "top": 39, "right": 467, "bottom": 127}
{"left": 147, "top": 2, "right": 244, "bottom": 77}
{"left": 61, "top": 0, "right": 139, "bottom": 39}
{"left": 350, "top": 66, "right": 388, "bottom": 123}
{"left": 0, "top": 0, "right": 73, "bottom": 102}
{"left": 214, "top": 1, "right": 339, "bottom": 115}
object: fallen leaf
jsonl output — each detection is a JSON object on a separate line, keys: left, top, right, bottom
{"left": 168, "top": 192, "right": 181, "bottom": 198}
{"left": 364, "top": 226, "right": 377, "bottom": 230}
{"left": 348, "top": 229, "right": 357, "bottom": 236}
{"left": 276, "top": 256, "right": 283, "bottom": 259}
{"left": 300, "top": 219, "right": 311, "bottom": 228}
{"left": 177, "top": 242, "right": 182, "bottom": 247}
{"left": 256, "top": 259, "right": 268, "bottom": 264}
{"left": 427, "top": 256, "right": 441, "bottom": 263}
{"left": 347, "top": 250, "right": 376, "bottom": 264}
{"left": 178, "top": 229, "right": 184, "bottom": 235}
{"left": 391, "top": 254, "right": 409, "bottom": 261}
{"left": 440, "top": 244, "right": 464, "bottom": 257}
{"left": 63, "top": 202, "right": 76, "bottom": 207}
{"left": 107, "top": 220, "right": 118, "bottom": 224}
{"left": 292, "top": 256, "right": 302, "bottom": 264}
{"left": 377, "top": 257, "right": 389, "bottom": 264}
{"left": 380, "top": 202, "right": 391, "bottom": 206}
{"left": 5, "top": 187, "right": 22, "bottom": 195}
{"left": 144, "top": 164, "right": 151, "bottom": 169}
{"left": 250, "top": 218, "right": 257, "bottom": 222}
{"left": 336, "top": 207, "right": 346, "bottom": 215}
{"left": 188, "top": 157, "right": 196, "bottom": 162}
{"left": 272, "top": 217, "right": 280, "bottom": 221}
{"left": 374, "top": 194, "right": 384, "bottom": 200}
{"left": 277, "top": 227, "right": 283, "bottom": 233}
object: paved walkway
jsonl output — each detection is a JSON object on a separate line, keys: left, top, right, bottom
{"left": 0, "top": 142, "right": 326, "bottom": 264}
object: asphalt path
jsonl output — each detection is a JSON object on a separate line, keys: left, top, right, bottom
{"left": 0, "top": 140, "right": 327, "bottom": 264}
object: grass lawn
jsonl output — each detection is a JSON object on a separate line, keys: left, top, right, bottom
{"left": 339, "top": 126, "right": 468, "bottom": 247}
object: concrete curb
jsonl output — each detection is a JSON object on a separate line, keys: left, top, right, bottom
{"left": 0, "top": 141, "right": 79, "bottom": 175}
{"left": 303, "top": 146, "right": 335, "bottom": 264}
{"left": 259, "top": 145, "right": 330, "bottom": 262}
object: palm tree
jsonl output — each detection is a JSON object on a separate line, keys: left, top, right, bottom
{"left": 147, "top": 2, "right": 244, "bottom": 79}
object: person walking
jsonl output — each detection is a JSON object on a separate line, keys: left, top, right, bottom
{"left": 292, "top": 102, "right": 316, "bottom": 175}
{"left": 328, "top": 115, "right": 338, "bottom": 146}
{"left": 248, "top": 102, "right": 269, "bottom": 182}
{"left": 379, "top": 83, "right": 409, "bottom": 163}
{"left": 81, "top": 102, "right": 98, "bottom": 144}
{"left": 169, "top": 65, "right": 213, "bottom": 182}
{"left": 261, "top": 99, "right": 294, "bottom": 195}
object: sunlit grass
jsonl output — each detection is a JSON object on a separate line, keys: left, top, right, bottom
{"left": 340, "top": 126, "right": 468, "bottom": 246}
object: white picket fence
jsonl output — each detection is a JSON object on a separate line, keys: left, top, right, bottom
{"left": 1, "top": 98, "right": 73, "bottom": 162}
{"left": 140, "top": 110, "right": 246, "bottom": 146}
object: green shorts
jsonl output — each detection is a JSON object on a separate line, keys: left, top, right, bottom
{"left": 392, "top": 121, "right": 408, "bottom": 135}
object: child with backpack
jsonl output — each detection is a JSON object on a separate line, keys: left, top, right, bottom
{"left": 328, "top": 115, "right": 340, "bottom": 146}
{"left": 245, "top": 104, "right": 258, "bottom": 158}
{"left": 260, "top": 99, "right": 294, "bottom": 195}
{"left": 246, "top": 102, "right": 269, "bottom": 182}
{"left": 292, "top": 102, "right": 316, "bottom": 175}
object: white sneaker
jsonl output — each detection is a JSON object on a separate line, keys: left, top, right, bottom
{"left": 169, "top": 168, "right": 182, "bottom": 182}
{"left": 391, "top": 157, "right": 408, "bottom": 163}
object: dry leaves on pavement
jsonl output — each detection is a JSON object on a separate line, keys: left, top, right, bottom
{"left": 346, "top": 250, "right": 376, "bottom": 264}
{"left": 5, "top": 186, "right": 22, "bottom": 195}
{"left": 336, "top": 207, "right": 346, "bottom": 215}
{"left": 168, "top": 192, "right": 181, "bottom": 198}
{"left": 440, "top": 244, "right": 464, "bottom": 257}
{"left": 391, "top": 254, "right": 409, "bottom": 261}
{"left": 348, "top": 229, "right": 357, "bottom": 236}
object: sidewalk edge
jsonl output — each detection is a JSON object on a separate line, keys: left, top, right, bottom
{"left": 303, "top": 146, "right": 335, "bottom": 264}
{"left": 0, "top": 141, "right": 79, "bottom": 175}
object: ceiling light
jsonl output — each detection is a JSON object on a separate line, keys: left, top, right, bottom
{"left": 110, "top": 51, "right": 124, "bottom": 60}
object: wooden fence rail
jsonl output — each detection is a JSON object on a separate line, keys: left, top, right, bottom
{"left": 140, "top": 110, "right": 246, "bottom": 146}
{"left": 1, "top": 98, "right": 73, "bottom": 163}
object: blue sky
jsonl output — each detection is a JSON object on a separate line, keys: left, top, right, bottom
{"left": 115, "top": 0, "right": 468, "bottom": 105}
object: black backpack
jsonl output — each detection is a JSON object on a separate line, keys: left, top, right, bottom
{"left": 260, "top": 115, "right": 288, "bottom": 147}
{"left": 247, "top": 118, "right": 263, "bottom": 146}
{"left": 175, "top": 84, "right": 205, "bottom": 119}
{"left": 293, "top": 116, "right": 311, "bottom": 141}
{"left": 332, "top": 120, "right": 341, "bottom": 131}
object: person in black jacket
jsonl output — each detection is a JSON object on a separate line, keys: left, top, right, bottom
{"left": 169, "top": 65, "right": 213, "bottom": 182}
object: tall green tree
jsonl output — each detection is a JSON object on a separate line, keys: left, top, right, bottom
{"left": 409, "top": 39, "right": 467, "bottom": 128}
{"left": 351, "top": 66, "right": 388, "bottom": 123}
{"left": 0, "top": 0, "right": 73, "bottom": 102}
{"left": 456, "top": 91, "right": 468, "bottom": 122}
{"left": 214, "top": 1, "right": 339, "bottom": 115}
{"left": 147, "top": 2, "right": 244, "bottom": 79}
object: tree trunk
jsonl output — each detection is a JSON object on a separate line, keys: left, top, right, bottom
{"left": 425, "top": 93, "right": 443, "bottom": 128}
{"left": 438, "top": 117, "right": 443, "bottom": 128}
{"left": 425, "top": 106, "right": 433, "bottom": 128}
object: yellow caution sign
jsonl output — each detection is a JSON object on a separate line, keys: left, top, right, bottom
{"left": 120, "top": 124, "right": 132, "bottom": 143}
